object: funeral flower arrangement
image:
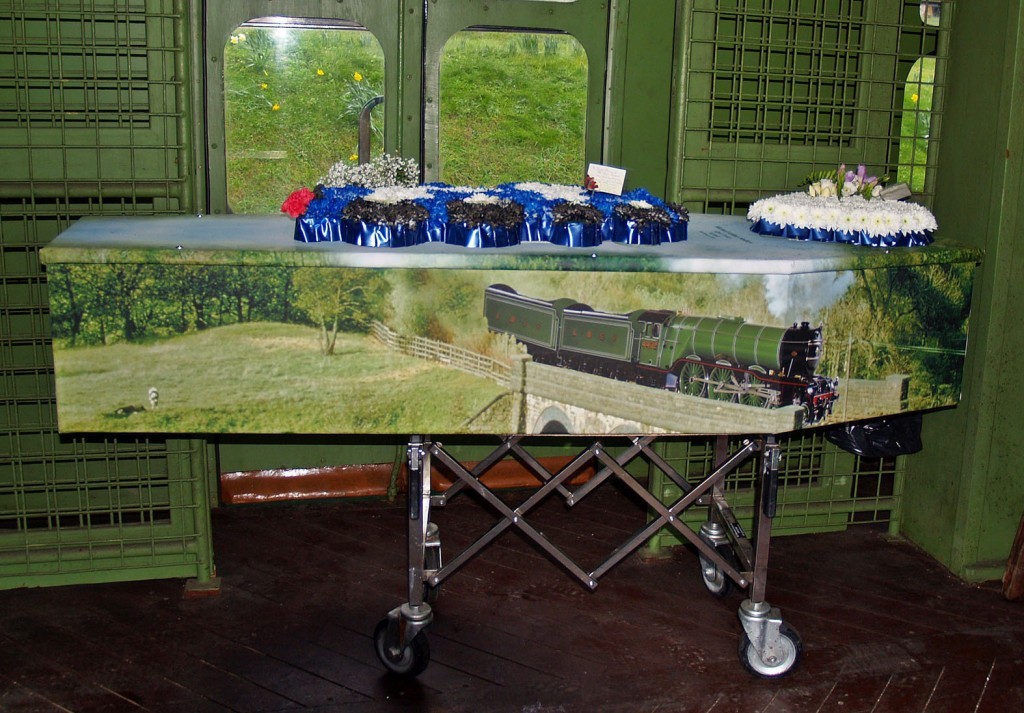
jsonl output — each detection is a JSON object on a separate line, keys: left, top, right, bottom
{"left": 746, "top": 164, "right": 937, "bottom": 247}
{"left": 282, "top": 156, "right": 688, "bottom": 248}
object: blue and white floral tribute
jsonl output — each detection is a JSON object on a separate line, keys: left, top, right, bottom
{"left": 286, "top": 171, "right": 688, "bottom": 248}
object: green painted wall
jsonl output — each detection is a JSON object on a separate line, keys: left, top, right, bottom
{"left": 902, "top": 0, "right": 1024, "bottom": 581}
{"left": 606, "top": 0, "right": 678, "bottom": 196}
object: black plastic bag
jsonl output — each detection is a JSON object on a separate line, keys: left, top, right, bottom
{"left": 824, "top": 412, "right": 923, "bottom": 458}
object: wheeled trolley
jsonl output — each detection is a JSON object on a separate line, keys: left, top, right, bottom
{"left": 375, "top": 433, "right": 803, "bottom": 679}
{"left": 39, "top": 214, "right": 977, "bottom": 681}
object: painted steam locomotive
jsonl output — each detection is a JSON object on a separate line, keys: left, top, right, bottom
{"left": 484, "top": 284, "right": 839, "bottom": 423}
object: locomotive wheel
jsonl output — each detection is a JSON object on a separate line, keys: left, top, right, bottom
{"left": 709, "top": 367, "right": 738, "bottom": 402}
{"left": 679, "top": 361, "right": 707, "bottom": 397}
{"left": 741, "top": 373, "right": 769, "bottom": 407}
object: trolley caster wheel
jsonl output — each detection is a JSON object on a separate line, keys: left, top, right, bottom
{"left": 698, "top": 534, "right": 737, "bottom": 598}
{"left": 738, "top": 621, "right": 802, "bottom": 679}
{"left": 373, "top": 619, "right": 431, "bottom": 677}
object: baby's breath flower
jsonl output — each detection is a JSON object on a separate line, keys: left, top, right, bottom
{"left": 319, "top": 154, "right": 420, "bottom": 188}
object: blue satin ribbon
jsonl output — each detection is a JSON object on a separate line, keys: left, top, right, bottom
{"left": 296, "top": 214, "right": 686, "bottom": 248}
{"left": 551, "top": 222, "right": 600, "bottom": 247}
{"left": 446, "top": 222, "right": 520, "bottom": 248}
{"left": 519, "top": 214, "right": 555, "bottom": 243}
{"left": 749, "top": 219, "right": 934, "bottom": 248}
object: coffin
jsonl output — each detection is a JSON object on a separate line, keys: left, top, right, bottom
{"left": 40, "top": 214, "right": 980, "bottom": 436}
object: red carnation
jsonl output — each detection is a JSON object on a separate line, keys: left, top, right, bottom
{"left": 281, "top": 187, "right": 315, "bottom": 218}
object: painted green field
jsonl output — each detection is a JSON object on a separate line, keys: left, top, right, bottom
{"left": 53, "top": 322, "right": 509, "bottom": 434}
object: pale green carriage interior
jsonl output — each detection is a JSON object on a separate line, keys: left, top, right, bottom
{"left": 2, "top": 0, "right": 1020, "bottom": 588}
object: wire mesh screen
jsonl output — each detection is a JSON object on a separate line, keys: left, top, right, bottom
{"left": 0, "top": 0, "right": 210, "bottom": 588}
{"left": 647, "top": 431, "right": 903, "bottom": 553}
{"left": 675, "top": 0, "right": 948, "bottom": 214}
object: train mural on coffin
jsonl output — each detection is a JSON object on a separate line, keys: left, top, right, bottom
{"left": 484, "top": 284, "right": 840, "bottom": 424}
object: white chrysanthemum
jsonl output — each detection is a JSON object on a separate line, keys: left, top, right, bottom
{"left": 866, "top": 210, "right": 891, "bottom": 237}
{"left": 878, "top": 211, "right": 902, "bottom": 236}
{"left": 750, "top": 189, "right": 936, "bottom": 239}
{"left": 464, "top": 192, "right": 501, "bottom": 204}
{"left": 791, "top": 206, "right": 811, "bottom": 228}
{"left": 629, "top": 199, "right": 653, "bottom": 210}
{"left": 364, "top": 185, "right": 434, "bottom": 204}
{"left": 835, "top": 210, "right": 858, "bottom": 232}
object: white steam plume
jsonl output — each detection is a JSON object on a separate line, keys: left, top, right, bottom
{"left": 763, "top": 272, "right": 855, "bottom": 324}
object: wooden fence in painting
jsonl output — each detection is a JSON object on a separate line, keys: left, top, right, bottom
{"left": 371, "top": 321, "right": 510, "bottom": 383}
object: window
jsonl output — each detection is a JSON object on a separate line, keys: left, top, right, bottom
{"left": 438, "top": 30, "right": 587, "bottom": 186}
{"left": 222, "top": 19, "right": 385, "bottom": 213}
{"left": 898, "top": 2, "right": 942, "bottom": 191}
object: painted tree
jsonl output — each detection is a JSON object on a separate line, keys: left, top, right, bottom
{"left": 292, "top": 267, "right": 391, "bottom": 355}
{"left": 50, "top": 264, "right": 155, "bottom": 344}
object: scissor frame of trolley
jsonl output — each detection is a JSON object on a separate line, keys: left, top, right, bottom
{"left": 38, "top": 214, "right": 979, "bottom": 682}
{"left": 376, "top": 433, "right": 799, "bottom": 679}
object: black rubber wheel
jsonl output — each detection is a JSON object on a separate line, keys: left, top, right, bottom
{"left": 373, "top": 619, "right": 431, "bottom": 677}
{"left": 738, "top": 621, "right": 802, "bottom": 679}
{"left": 697, "top": 534, "right": 737, "bottom": 599}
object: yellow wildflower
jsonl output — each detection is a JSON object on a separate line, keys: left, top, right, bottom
{"left": 317, "top": 68, "right": 324, "bottom": 76}
{"left": 349, "top": 153, "right": 358, "bottom": 162}
{"left": 230, "top": 35, "right": 239, "bottom": 44}
{"left": 911, "top": 93, "right": 919, "bottom": 103}
{"left": 260, "top": 82, "right": 268, "bottom": 90}
{"left": 353, "top": 71, "right": 363, "bottom": 82}
{"left": 272, "top": 103, "right": 280, "bottom": 111}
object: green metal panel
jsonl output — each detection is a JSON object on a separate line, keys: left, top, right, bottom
{"left": 903, "top": 0, "right": 1024, "bottom": 582}
{"left": 669, "top": 0, "right": 946, "bottom": 213}
{"left": 0, "top": 0, "right": 213, "bottom": 589}
{"left": 605, "top": 0, "right": 679, "bottom": 196}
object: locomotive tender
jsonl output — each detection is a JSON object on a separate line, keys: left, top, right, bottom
{"left": 484, "top": 284, "right": 839, "bottom": 423}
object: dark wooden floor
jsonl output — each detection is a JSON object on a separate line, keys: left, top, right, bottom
{"left": 2, "top": 485, "right": 1023, "bottom": 713}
